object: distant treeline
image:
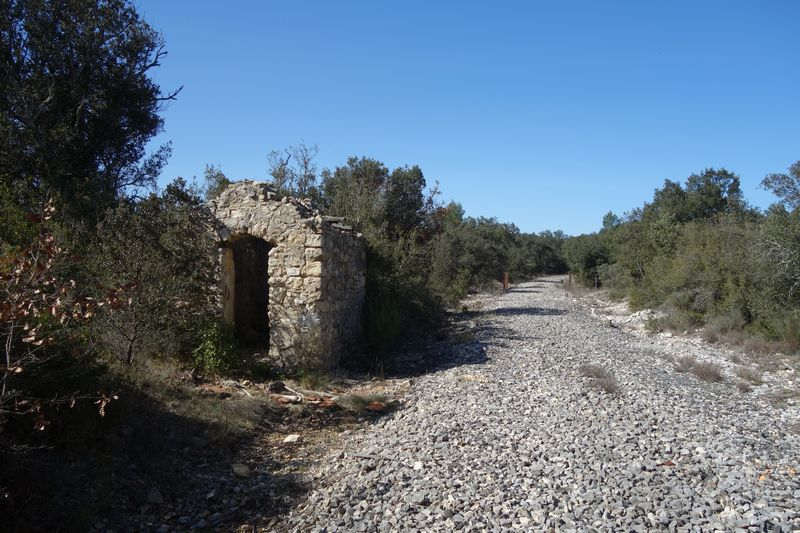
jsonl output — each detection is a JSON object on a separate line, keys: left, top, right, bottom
{"left": 563, "top": 163, "right": 800, "bottom": 351}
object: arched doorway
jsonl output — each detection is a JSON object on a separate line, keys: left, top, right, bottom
{"left": 223, "top": 236, "right": 272, "bottom": 346}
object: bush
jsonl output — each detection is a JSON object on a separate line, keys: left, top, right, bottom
{"left": 570, "top": 165, "right": 800, "bottom": 354}
{"left": 192, "top": 321, "right": 239, "bottom": 375}
{"left": 579, "top": 364, "right": 620, "bottom": 394}
{"left": 673, "top": 356, "right": 724, "bottom": 383}
{"left": 645, "top": 309, "right": 701, "bottom": 334}
{"left": 562, "top": 233, "right": 609, "bottom": 286}
{"left": 0, "top": 201, "right": 124, "bottom": 427}
{"left": 702, "top": 310, "right": 747, "bottom": 343}
{"left": 734, "top": 366, "right": 763, "bottom": 385}
{"left": 88, "top": 178, "right": 219, "bottom": 364}
{"left": 691, "top": 361, "right": 724, "bottom": 383}
{"left": 361, "top": 242, "right": 443, "bottom": 357}
{"left": 597, "top": 263, "right": 633, "bottom": 298}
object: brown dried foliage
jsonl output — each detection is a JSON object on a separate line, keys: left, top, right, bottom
{"left": 1, "top": 201, "right": 125, "bottom": 424}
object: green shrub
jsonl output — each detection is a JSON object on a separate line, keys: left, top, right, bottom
{"left": 361, "top": 243, "right": 443, "bottom": 354}
{"left": 572, "top": 166, "right": 800, "bottom": 354}
{"left": 562, "top": 233, "right": 609, "bottom": 286}
{"left": 646, "top": 309, "right": 702, "bottom": 333}
{"left": 192, "top": 322, "right": 239, "bottom": 375}
{"left": 89, "top": 178, "right": 218, "bottom": 364}
{"left": 597, "top": 263, "right": 633, "bottom": 298}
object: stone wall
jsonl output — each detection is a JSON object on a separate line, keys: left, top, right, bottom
{"left": 320, "top": 218, "right": 367, "bottom": 366}
{"left": 209, "top": 181, "right": 365, "bottom": 370}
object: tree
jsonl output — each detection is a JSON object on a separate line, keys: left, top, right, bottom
{"left": 384, "top": 165, "right": 425, "bottom": 237}
{"left": 644, "top": 169, "right": 743, "bottom": 226}
{"left": 562, "top": 233, "right": 609, "bottom": 286}
{"left": 291, "top": 142, "right": 319, "bottom": 198}
{"left": 0, "top": 0, "right": 179, "bottom": 227}
{"left": 759, "top": 204, "right": 800, "bottom": 304}
{"left": 321, "top": 156, "right": 388, "bottom": 231}
{"left": 203, "top": 164, "right": 231, "bottom": 200}
{"left": 266, "top": 142, "right": 320, "bottom": 200}
{"left": 762, "top": 160, "right": 800, "bottom": 211}
{"left": 602, "top": 211, "right": 621, "bottom": 231}
{"left": 684, "top": 168, "right": 742, "bottom": 219}
{"left": 267, "top": 148, "right": 293, "bottom": 195}
{"left": 647, "top": 179, "right": 689, "bottom": 222}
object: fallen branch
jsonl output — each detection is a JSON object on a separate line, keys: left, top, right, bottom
{"left": 270, "top": 393, "right": 302, "bottom": 404}
{"left": 347, "top": 452, "right": 400, "bottom": 462}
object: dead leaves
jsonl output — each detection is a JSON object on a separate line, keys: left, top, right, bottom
{"left": 264, "top": 380, "right": 397, "bottom": 414}
{"left": 305, "top": 396, "right": 337, "bottom": 408}
{"left": 365, "top": 401, "right": 388, "bottom": 412}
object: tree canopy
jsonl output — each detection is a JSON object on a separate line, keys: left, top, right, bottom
{"left": 762, "top": 161, "right": 800, "bottom": 211}
{"left": 0, "top": 0, "right": 178, "bottom": 232}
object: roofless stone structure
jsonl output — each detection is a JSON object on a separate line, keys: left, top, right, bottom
{"left": 209, "top": 181, "right": 365, "bottom": 370}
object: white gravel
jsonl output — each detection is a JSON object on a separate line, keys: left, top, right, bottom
{"left": 281, "top": 278, "right": 800, "bottom": 532}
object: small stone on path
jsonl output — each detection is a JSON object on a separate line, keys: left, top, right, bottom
{"left": 231, "top": 463, "right": 250, "bottom": 477}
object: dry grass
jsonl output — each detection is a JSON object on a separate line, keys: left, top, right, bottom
{"left": 690, "top": 361, "right": 724, "bottom": 383}
{"left": 735, "top": 381, "right": 753, "bottom": 393}
{"left": 579, "top": 363, "right": 620, "bottom": 394}
{"left": 743, "top": 336, "right": 790, "bottom": 356}
{"left": 108, "top": 358, "right": 269, "bottom": 442}
{"left": 673, "top": 356, "right": 724, "bottom": 383}
{"left": 673, "top": 356, "right": 696, "bottom": 373}
{"left": 593, "top": 377, "right": 620, "bottom": 394}
{"left": 580, "top": 364, "right": 612, "bottom": 380}
{"left": 767, "top": 388, "right": 800, "bottom": 407}
{"left": 734, "top": 366, "right": 764, "bottom": 385}
{"left": 334, "top": 393, "right": 390, "bottom": 414}
{"left": 701, "top": 314, "right": 795, "bottom": 361}
{"left": 727, "top": 353, "right": 745, "bottom": 365}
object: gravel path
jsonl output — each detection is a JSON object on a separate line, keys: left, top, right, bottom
{"left": 282, "top": 278, "right": 800, "bottom": 532}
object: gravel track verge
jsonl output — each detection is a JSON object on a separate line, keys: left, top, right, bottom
{"left": 280, "top": 278, "right": 800, "bottom": 532}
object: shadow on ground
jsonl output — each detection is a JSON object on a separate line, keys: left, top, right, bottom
{"left": 1, "top": 283, "right": 569, "bottom": 531}
{"left": 380, "top": 301, "right": 562, "bottom": 378}
{"left": 532, "top": 277, "right": 566, "bottom": 284}
{"left": 0, "top": 366, "right": 314, "bottom": 532}
{"left": 490, "top": 306, "right": 568, "bottom": 317}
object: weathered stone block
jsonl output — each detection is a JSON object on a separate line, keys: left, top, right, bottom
{"left": 305, "top": 233, "right": 322, "bottom": 247}
{"left": 303, "top": 261, "right": 322, "bottom": 277}
{"left": 304, "top": 246, "right": 323, "bottom": 261}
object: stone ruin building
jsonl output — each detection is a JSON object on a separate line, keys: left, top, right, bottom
{"left": 209, "top": 181, "right": 365, "bottom": 370}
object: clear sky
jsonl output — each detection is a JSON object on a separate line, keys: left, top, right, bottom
{"left": 136, "top": 0, "right": 799, "bottom": 235}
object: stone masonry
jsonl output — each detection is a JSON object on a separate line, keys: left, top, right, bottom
{"left": 209, "top": 181, "right": 365, "bottom": 370}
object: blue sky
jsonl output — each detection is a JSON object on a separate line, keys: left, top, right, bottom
{"left": 137, "top": 0, "right": 799, "bottom": 235}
